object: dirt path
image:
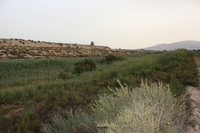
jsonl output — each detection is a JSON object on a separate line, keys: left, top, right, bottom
{"left": 186, "top": 57, "right": 200, "bottom": 133}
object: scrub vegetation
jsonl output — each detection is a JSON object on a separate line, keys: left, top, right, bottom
{"left": 41, "top": 81, "right": 188, "bottom": 133}
{"left": 0, "top": 49, "right": 199, "bottom": 133}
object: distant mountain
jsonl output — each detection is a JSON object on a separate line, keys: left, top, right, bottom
{"left": 144, "top": 40, "right": 200, "bottom": 51}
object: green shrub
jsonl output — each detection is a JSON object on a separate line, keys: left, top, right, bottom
{"left": 73, "top": 59, "right": 96, "bottom": 74}
{"left": 91, "top": 80, "right": 188, "bottom": 133}
{"left": 105, "top": 55, "right": 117, "bottom": 63}
{"left": 102, "top": 55, "right": 124, "bottom": 64}
{"left": 16, "top": 110, "right": 41, "bottom": 133}
{"left": 58, "top": 71, "right": 73, "bottom": 80}
{"left": 128, "top": 50, "right": 199, "bottom": 94}
{"left": 157, "top": 49, "right": 196, "bottom": 65}
{"left": 41, "top": 110, "right": 97, "bottom": 133}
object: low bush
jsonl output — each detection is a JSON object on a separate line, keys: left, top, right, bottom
{"left": 73, "top": 59, "right": 96, "bottom": 74}
{"left": 15, "top": 110, "right": 41, "bottom": 133}
{"left": 91, "top": 80, "right": 188, "bottom": 133}
{"left": 102, "top": 55, "right": 125, "bottom": 64}
{"left": 58, "top": 71, "right": 73, "bottom": 80}
{"left": 128, "top": 50, "right": 199, "bottom": 94}
{"left": 41, "top": 110, "right": 97, "bottom": 133}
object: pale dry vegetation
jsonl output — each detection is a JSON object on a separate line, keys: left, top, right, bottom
{"left": 0, "top": 39, "right": 154, "bottom": 60}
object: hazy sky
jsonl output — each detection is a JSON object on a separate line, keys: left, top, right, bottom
{"left": 0, "top": 0, "right": 200, "bottom": 49}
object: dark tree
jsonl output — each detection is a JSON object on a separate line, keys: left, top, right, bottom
{"left": 90, "top": 41, "right": 94, "bottom": 46}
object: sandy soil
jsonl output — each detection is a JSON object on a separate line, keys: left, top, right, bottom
{"left": 186, "top": 57, "right": 200, "bottom": 133}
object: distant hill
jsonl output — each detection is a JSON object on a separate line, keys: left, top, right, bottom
{"left": 0, "top": 38, "right": 155, "bottom": 60}
{"left": 144, "top": 40, "right": 200, "bottom": 51}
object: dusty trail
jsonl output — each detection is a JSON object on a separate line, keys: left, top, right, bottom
{"left": 186, "top": 57, "right": 200, "bottom": 133}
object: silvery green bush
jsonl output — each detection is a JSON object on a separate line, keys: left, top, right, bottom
{"left": 91, "top": 80, "right": 188, "bottom": 133}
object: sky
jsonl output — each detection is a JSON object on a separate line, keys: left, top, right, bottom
{"left": 0, "top": 0, "right": 200, "bottom": 49}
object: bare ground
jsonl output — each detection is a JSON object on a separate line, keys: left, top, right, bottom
{"left": 186, "top": 57, "right": 200, "bottom": 133}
